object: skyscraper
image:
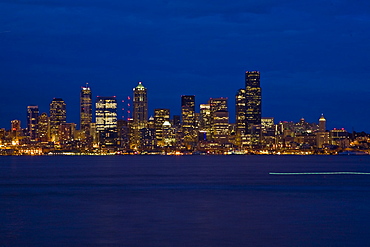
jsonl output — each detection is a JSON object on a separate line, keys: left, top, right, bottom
{"left": 50, "top": 98, "right": 66, "bottom": 142}
{"left": 235, "top": 89, "right": 247, "bottom": 147}
{"left": 181, "top": 95, "right": 196, "bottom": 149}
{"left": 235, "top": 89, "right": 246, "bottom": 134}
{"left": 133, "top": 82, "right": 148, "bottom": 130}
{"left": 199, "top": 104, "right": 211, "bottom": 132}
{"left": 245, "top": 71, "right": 262, "bottom": 133}
{"left": 131, "top": 82, "right": 148, "bottom": 150}
{"left": 181, "top": 95, "right": 195, "bottom": 129}
{"left": 209, "top": 98, "right": 229, "bottom": 142}
{"left": 27, "top": 105, "right": 39, "bottom": 140}
{"left": 80, "top": 85, "right": 92, "bottom": 133}
{"left": 154, "top": 108, "right": 170, "bottom": 146}
{"left": 38, "top": 112, "right": 49, "bottom": 142}
{"left": 319, "top": 114, "right": 326, "bottom": 132}
{"left": 95, "top": 96, "right": 117, "bottom": 146}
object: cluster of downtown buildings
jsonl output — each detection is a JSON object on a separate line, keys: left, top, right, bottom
{"left": 1, "top": 71, "right": 368, "bottom": 155}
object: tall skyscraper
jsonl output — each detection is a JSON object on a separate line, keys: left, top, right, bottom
{"left": 95, "top": 96, "right": 117, "bottom": 146}
{"left": 209, "top": 98, "right": 229, "bottom": 142}
{"left": 235, "top": 89, "right": 247, "bottom": 147}
{"left": 50, "top": 98, "right": 66, "bottom": 142}
{"left": 245, "top": 71, "right": 262, "bottom": 133}
{"left": 38, "top": 112, "right": 49, "bottom": 142}
{"left": 199, "top": 104, "right": 211, "bottom": 132}
{"left": 235, "top": 89, "right": 246, "bottom": 134}
{"left": 133, "top": 82, "right": 148, "bottom": 130}
{"left": 80, "top": 85, "right": 92, "bottom": 132}
{"left": 181, "top": 95, "right": 195, "bottom": 129}
{"left": 27, "top": 105, "right": 39, "bottom": 140}
{"left": 154, "top": 108, "right": 170, "bottom": 146}
{"left": 131, "top": 82, "right": 148, "bottom": 150}
{"left": 181, "top": 95, "right": 196, "bottom": 149}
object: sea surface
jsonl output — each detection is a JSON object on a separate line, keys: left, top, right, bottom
{"left": 1, "top": 155, "right": 370, "bottom": 247}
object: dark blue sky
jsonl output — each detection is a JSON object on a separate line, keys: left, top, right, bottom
{"left": 1, "top": 0, "right": 370, "bottom": 131}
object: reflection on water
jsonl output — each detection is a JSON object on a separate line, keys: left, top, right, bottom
{"left": 1, "top": 155, "right": 370, "bottom": 246}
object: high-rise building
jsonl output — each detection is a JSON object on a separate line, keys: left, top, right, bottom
{"left": 181, "top": 95, "right": 196, "bottom": 149}
{"left": 245, "top": 71, "right": 262, "bottom": 134}
{"left": 199, "top": 104, "right": 211, "bottom": 130}
{"left": 213, "top": 110, "right": 229, "bottom": 143}
{"left": 95, "top": 96, "right": 117, "bottom": 146}
{"left": 181, "top": 95, "right": 195, "bottom": 129}
{"left": 133, "top": 82, "right": 148, "bottom": 130}
{"left": 209, "top": 97, "right": 228, "bottom": 140}
{"left": 319, "top": 114, "right": 326, "bottom": 132}
{"left": 131, "top": 82, "right": 148, "bottom": 150}
{"left": 38, "top": 112, "right": 49, "bottom": 142}
{"left": 80, "top": 85, "right": 92, "bottom": 133}
{"left": 27, "top": 105, "right": 39, "bottom": 140}
{"left": 154, "top": 108, "right": 170, "bottom": 146}
{"left": 50, "top": 98, "right": 66, "bottom": 142}
{"left": 235, "top": 88, "right": 247, "bottom": 135}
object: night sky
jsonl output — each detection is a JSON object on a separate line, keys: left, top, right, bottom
{"left": 1, "top": 0, "right": 370, "bottom": 131}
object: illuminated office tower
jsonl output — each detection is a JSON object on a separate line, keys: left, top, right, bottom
{"left": 245, "top": 71, "right": 261, "bottom": 133}
{"left": 27, "top": 105, "right": 39, "bottom": 140}
{"left": 154, "top": 108, "right": 170, "bottom": 146}
{"left": 213, "top": 110, "right": 229, "bottom": 143}
{"left": 95, "top": 96, "right": 117, "bottom": 146}
{"left": 235, "top": 88, "right": 247, "bottom": 138}
{"left": 181, "top": 95, "right": 196, "bottom": 148}
{"left": 131, "top": 82, "right": 148, "bottom": 149}
{"left": 162, "top": 121, "right": 176, "bottom": 147}
{"left": 50, "top": 98, "right": 66, "bottom": 142}
{"left": 209, "top": 97, "right": 228, "bottom": 140}
{"left": 133, "top": 82, "right": 148, "bottom": 130}
{"left": 38, "top": 112, "right": 49, "bottom": 142}
{"left": 199, "top": 104, "right": 211, "bottom": 138}
{"left": 80, "top": 85, "right": 92, "bottom": 133}
{"left": 181, "top": 95, "right": 195, "bottom": 129}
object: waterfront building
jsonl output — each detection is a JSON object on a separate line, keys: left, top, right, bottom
{"left": 50, "top": 98, "right": 66, "bottom": 142}
{"left": 95, "top": 96, "right": 117, "bottom": 146}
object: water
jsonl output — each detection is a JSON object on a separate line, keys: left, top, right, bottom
{"left": 1, "top": 155, "right": 370, "bottom": 246}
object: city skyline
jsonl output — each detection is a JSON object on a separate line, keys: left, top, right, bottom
{"left": 0, "top": 73, "right": 365, "bottom": 132}
{"left": 1, "top": 1, "right": 370, "bottom": 131}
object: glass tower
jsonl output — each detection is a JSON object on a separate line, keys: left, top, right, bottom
{"left": 50, "top": 98, "right": 66, "bottom": 142}
{"left": 27, "top": 105, "right": 39, "bottom": 140}
{"left": 80, "top": 85, "right": 92, "bottom": 132}
{"left": 245, "top": 71, "right": 261, "bottom": 134}
{"left": 95, "top": 96, "right": 118, "bottom": 146}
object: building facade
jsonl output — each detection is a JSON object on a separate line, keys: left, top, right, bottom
{"left": 50, "top": 98, "right": 66, "bottom": 142}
